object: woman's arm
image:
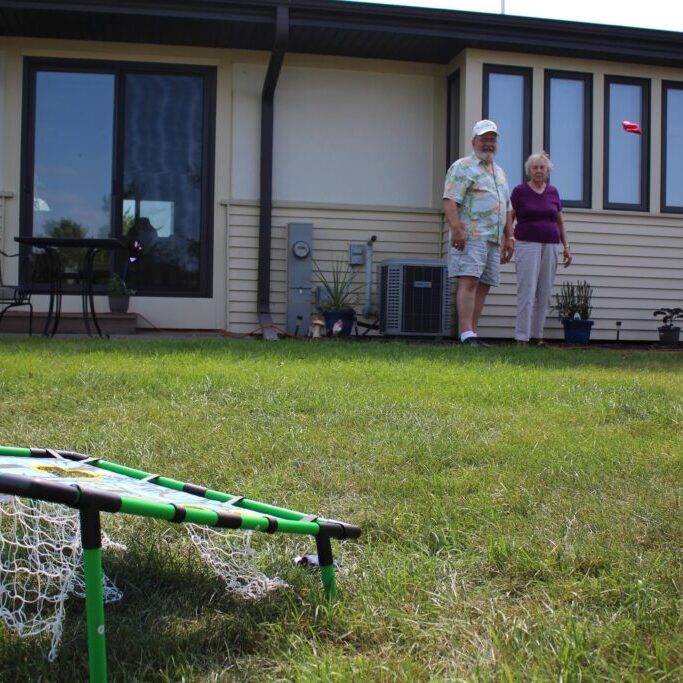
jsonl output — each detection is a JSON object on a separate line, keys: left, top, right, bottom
{"left": 557, "top": 212, "right": 572, "bottom": 267}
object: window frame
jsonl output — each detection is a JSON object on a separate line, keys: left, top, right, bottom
{"left": 482, "top": 64, "right": 532, "bottom": 185}
{"left": 543, "top": 69, "right": 593, "bottom": 208}
{"left": 603, "top": 74, "right": 650, "bottom": 212}
{"left": 20, "top": 57, "right": 216, "bottom": 297}
{"left": 446, "top": 70, "right": 460, "bottom": 166}
{"left": 661, "top": 80, "right": 683, "bottom": 213}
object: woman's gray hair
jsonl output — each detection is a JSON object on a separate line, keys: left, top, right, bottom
{"left": 524, "top": 151, "right": 553, "bottom": 177}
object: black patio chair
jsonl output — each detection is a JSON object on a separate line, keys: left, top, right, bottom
{"left": 0, "top": 249, "right": 33, "bottom": 334}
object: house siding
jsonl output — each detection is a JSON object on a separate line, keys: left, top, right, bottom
{"left": 478, "top": 210, "right": 683, "bottom": 342}
{"left": 223, "top": 200, "right": 442, "bottom": 333}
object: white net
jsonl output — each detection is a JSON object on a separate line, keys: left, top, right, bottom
{"left": 0, "top": 496, "right": 123, "bottom": 662}
{"left": 185, "top": 523, "right": 287, "bottom": 598}
{"left": 0, "top": 497, "right": 287, "bottom": 660}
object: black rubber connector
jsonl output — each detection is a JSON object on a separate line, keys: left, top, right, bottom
{"left": 214, "top": 512, "right": 243, "bottom": 529}
{"left": 169, "top": 504, "right": 187, "bottom": 523}
{"left": 76, "top": 486, "right": 122, "bottom": 513}
{"left": 183, "top": 483, "right": 208, "bottom": 497}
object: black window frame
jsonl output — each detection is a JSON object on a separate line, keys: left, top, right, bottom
{"left": 482, "top": 64, "right": 532, "bottom": 185}
{"left": 20, "top": 57, "right": 216, "bottom": 298}
{"left": 661, "top": 80, "right": 683, "bottom": 213}
{"left": 543, "top": 69, "right": 593, "bottom": 208}
{"left": 446, "top": 70, "right": 460, "bottom": 166}
{"left": 603, "top": 75, "right": 650, "bottom": 212}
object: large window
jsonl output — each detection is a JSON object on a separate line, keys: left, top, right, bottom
{"left": 544, "top": 70, "right": 592, "bottom": 208}
{"left": 604, "top": 76, "right": 650, "bottom": 211}
{"left": 483, "top": 65, "right": 531, "bottom": 188}
{"left": 21, "top": 59, "right": 216, "bottom": 296}
{"left": 661, "top": 81, "right": 683, "bottom": 213}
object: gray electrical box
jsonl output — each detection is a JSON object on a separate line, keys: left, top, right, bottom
{"left": 287, "top": 223, "right": 313, "bottom": 335}
{"left": 349, "top": 243, "right": 365, "bottom": 266}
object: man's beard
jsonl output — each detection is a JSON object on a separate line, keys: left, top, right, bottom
{"left": 475, "top": 150, "right": 495, "bottom": 162}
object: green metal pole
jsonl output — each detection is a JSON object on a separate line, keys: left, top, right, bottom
{"left": 80, "top": 509, "right": 107, "bottom": 683}
{"left": 315, "top": 534, "right": 337, "bottom": 601}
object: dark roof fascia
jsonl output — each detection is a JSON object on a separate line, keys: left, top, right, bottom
{"left": 291, "top": 1, "right": 683, "bottom": 68}
{"left": 2, "top": 0, "right": 683, "bottom": 68}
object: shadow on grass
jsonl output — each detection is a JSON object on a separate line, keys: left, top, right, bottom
{"left": 0, "top": 530, "right": 324, "bottom": 682}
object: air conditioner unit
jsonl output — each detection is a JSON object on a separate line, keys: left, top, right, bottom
{"left": 378, "top": 258, "right": 452, "bottom": 337}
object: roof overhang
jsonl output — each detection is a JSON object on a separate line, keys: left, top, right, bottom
{"left": 1, "top": 0, "right": 683, "bottom": 68}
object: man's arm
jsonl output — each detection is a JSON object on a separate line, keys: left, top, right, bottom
{"left": 443, "top": 198, "right": 466, "bottom": 251}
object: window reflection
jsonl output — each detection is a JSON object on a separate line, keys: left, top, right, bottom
{"left": 663, "top": 85, "right": 683, "bottom": 210}
{"left": 485, "top": 70, "right": 529, "bottom": 188}
{"left": 447, "top": 71, "right": 460, "bottom": 165}
{"left": 547, "top": 75, "right": 589, "bottom": 204}
{"left": 32, "top": 71, "right": 114, "bottom": 239}
{"left": 122, "top": 74, "right": 204, "bottom": 294}
{"left": 606, "top": 79, "right": 647, "bottom": 208}
{"left": 26, "top": 62, "right": 213, "bottom": 296}
{"left": 30, "top": 71, "right": 115, "bottom": 282}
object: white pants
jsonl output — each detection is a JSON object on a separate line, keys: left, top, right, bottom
{"left": 514, "top": 241, "right": 561, "bottom": 341}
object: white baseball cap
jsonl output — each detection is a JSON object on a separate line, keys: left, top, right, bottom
{"left": 472, "top": 119, "right": 498, "bottom": 137}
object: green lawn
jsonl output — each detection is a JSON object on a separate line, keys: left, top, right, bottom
{"left": 0, "top": 337, "right": 682, "bottom": 681}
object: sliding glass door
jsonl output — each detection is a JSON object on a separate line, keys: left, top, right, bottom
{"left": 22, "top": 59, "right": 215, "bottom": 296}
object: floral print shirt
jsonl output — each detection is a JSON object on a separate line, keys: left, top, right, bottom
{"left": 443, "top": 153, "right": 512, "bottom": 244}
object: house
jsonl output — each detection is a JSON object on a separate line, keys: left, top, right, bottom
{"left": 1, "top": 0, "right": 682, "bottom": 341}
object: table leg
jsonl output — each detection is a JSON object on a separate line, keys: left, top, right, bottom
{"left": 84, "top": 248, "right": 103, "bottom": 337}
{"left": 39, "top": 247, "right": 61, "bottom": 337}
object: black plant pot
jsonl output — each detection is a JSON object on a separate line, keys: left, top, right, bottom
{"left": 658, "top": 325, "right": 680, "bottom": 346}
{"left": 562, "top": 318, "right": 593, "bottom": 344}
{"left": 108, "top": 295, "right": 130, "bottom": 314}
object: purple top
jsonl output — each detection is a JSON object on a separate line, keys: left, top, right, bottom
{"left": 511, "top": 183, "right": 562, "bottom": 243}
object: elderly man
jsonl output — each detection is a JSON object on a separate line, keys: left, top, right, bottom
{"left": 443, "top": 119, "right": 515, "bottom": 346}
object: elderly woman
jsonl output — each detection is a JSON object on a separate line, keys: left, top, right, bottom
{"left": 511, "top": 152, "right": 572, "bottom": 345}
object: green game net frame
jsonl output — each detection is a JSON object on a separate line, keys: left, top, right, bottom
{"left": 0, "top": 446, "right": 361, "bottom": 683}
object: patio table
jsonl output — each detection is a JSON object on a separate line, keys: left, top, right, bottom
{"left": 15, "top": 236, "right": 125, "bottom": 337}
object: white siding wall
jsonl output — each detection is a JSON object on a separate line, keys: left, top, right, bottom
{"left": 232, "top": 63, "right": 438, "bottom": 207}
{"left": 475, "top": 209, "right": 683, "bottom": 342}
{"left": 223, "top": 200, "right": 442, "bottom": 333}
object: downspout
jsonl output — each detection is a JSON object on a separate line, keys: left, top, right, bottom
{"left": 257, "top": 5, "right": 289, "bottom": 340}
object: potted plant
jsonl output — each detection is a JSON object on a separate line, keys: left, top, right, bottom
{"left": 555, "top": 280, "right": 594, "bottom": 344}
{"left": 653, "top": 307, "right": 682, "bottom": 346}
{"left": 313, "top": 259, "right": 359, "bottom": 335}
{"left": 107, "top": 273, "right": 131, "bottom": 314}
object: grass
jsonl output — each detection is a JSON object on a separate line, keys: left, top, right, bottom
{"left": 0, "top": 336, "right": 682, "bottom": 681}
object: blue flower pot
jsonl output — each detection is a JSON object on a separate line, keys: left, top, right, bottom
{"left": 562, "top": 319, "right": 593, "bottom": 344}
{"left": 323, "top": 309, "right": 355, "bottom": 336}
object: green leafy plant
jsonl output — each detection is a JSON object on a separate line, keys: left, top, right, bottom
{"left": 555, "top": 280, "right": 593, "bottom": 321}
{"left": 313, "top": 259, "right": 359, "bottom": 311}
{"left": 107, "top": 273, "right": 132, "bottom": 297}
